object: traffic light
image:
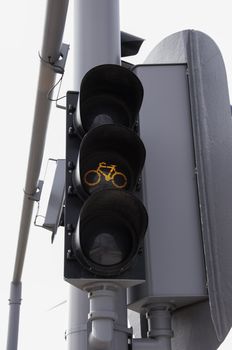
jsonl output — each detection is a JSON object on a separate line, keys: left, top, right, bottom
{"left": 64, "top": 64, "right": 148, "bottom": 289}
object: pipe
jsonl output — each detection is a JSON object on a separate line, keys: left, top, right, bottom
{"left": 88, "top": 287, "right": 118, "bottom": 350}
{"left": 132, "top": 306, "right": 173, "bottom": 350}
{"left": 66, "top": 287, "right": 128, "bottom": 350}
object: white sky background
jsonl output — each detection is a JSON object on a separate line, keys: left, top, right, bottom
{"left": 1, "top": 0, "right": 232, "bottom": 349}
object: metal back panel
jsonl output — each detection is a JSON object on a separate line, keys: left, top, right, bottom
{"left": 128, "top": 64, "right": 207, "bottom": 311}
{"left": 141, "top": 30, "right": 232, "bottom": 344}
{"left": 43, "top": 159, "right": 65, "bottom": 240}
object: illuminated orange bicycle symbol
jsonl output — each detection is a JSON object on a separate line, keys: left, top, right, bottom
{"left": 84, "top": 162, "right": 127, "bottom": 189}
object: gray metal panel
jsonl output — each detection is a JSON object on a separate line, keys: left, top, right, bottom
{"left": 139, "top": 29, "right": 232, "bottom": 346}
{"left": 128, "top": 64, "right": 207, "bottom": 310}
{"left": 145, "top": 31, "right": 189, "bottom": 65}
{"left": 44, "top": 159, "right": 65, "bottom": 235}
{"left": 172, "top": 301, "right": 220, "bottom": 350}
{"left": 187, "top": 30, "right": 232, "bottom": 342}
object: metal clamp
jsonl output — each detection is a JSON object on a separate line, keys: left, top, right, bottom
{"left": 65, "top": 324, "right": 87, "bottom": 340}
{"left": 53, "top": 43, "right": 70, "bottom": 74}
{"left": 26, "top": 180, "right": 44, "bottom": 202}
{"left": 114, "top": 323, "right": 133, "bottom": 336}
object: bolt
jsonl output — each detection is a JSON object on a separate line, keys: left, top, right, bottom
{"left": 67, "top": 249, "right": 72, "bottom": 259}
{"left": 68, "top": 104, "right": 76, "bottom": 115}
{"left": 68, "top": 161, "right": 75, "bottom": 170}
{"left": 136, "top": 177, "right": 142, "bottom": 191}
{"left": 68, "top": 126, "right": 75, "bottom": 136}
{"left": 138, "top": 247, "right": 143, "bottom": 255}
{"left": 66, "top": 223, "right": 74, "bottom": 232}
{"left": 68, "top": 186, "right": 74, "bottom": 195}
{"left": 134, "top": 120, "right": 139, "bottom": 132}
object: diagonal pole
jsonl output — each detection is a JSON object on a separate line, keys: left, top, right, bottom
{"left": 6, "top": 1, "right": 69, "bottom": 349}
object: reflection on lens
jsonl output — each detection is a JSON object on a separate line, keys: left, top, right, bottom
{"left": 88, "top": 233, "right": 123, "bottom": 265}
{"left": 91, "top": 114, "right": 114, "bottom": 129}
{"left": 81, "top": 217, "right": 133, "bottom": 268}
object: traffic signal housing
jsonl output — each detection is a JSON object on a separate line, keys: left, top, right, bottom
{"left": 64, "top": 64, "right": 148, "bottom": 289}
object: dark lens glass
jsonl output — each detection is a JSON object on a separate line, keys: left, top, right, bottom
{"left": 81, "top": 217, "right": 133, "bottom": 267}
{"left": 90, "top": 114, "right": 114, "bottom": 128}
{"left": 82, "top": 95, "right": 131, "bottom": 131}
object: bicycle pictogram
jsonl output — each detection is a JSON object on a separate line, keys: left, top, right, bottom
{"left": 84, "top": 162, "right": 127, "bottom": 189}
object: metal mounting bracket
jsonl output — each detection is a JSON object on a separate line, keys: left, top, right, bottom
{"left": 33, "top": 159, "right": 65, "bottom": 242}
{"left": 27, "top": 180, "right": 44, "bottom": 202}
{"left": 53, "top": 43, "right": 70, "bottom": 74}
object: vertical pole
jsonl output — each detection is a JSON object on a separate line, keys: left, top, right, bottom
{"left": 66, "top": 1, "right": 125, "bottom": 349}
{"left": 7, "top": 283, "right": 22, "bottom": 350}
{"left": 73, "top": 0, "right": 121, "bottom": 84}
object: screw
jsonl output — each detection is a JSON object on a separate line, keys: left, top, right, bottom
{"left": 138, "top": 247, "right": 143, "bottom": 255}
{"left": 67, "top": 249, "right": 72, "bottom": 259}
{"left": 68, "top": 104, "right": 76, "bottom": 115}
{"left": 136, "top": 177, "right": 142, "bottom": 191}
{"left": 68, "top": 126, "right": 75, "bottom": 136}
{"left": 68, "top": 161, "right": 75, "bottom": 170}
{"left": 66, "top": 223, "right": 74, "bottom": 233}
{"left": 134, "top": 120, "right": 139, "bottom": 132}
{"left": 68, "top": 186, "right": 74, "bottom": 195}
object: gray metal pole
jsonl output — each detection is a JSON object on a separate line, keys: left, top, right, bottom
{"left": 13, "top": 0, "right": 69, "bottom": 284}
{"left": 7, "top": 1, "right": 69, "bottom": 349}
{"left": 6, "top": 283, "right": 22, "bottom": 350}
{"left": 73, "top": 0, "right": 121, "bottom": 85}
{"left": 66, "top": 1, "right": 126, "bottom": 349}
